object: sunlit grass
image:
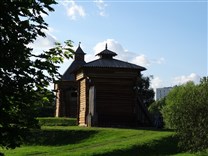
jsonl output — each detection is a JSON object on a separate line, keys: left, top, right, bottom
{"left": 1, "top": 120, "right": 207, "bottom": 156}
{"left": 0, "top": 126, "right": 173, "bottom": 156}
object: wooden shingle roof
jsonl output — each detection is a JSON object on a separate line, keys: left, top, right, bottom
{"left": 83, "top": 44, "right": 146, "bottom": 71}
{"left": 75, "top": 44, "right": 85, "bottom": 54}
{"left": 96, "top": 44, "right": 117, "bottom": 59}
{"left": 62, "top": 44, "right": 146, "bottom": 79}
{"left": 62, "top": 60, "right": 86, "bottom": 80}
{"left": 62, "top": 45, "right": 86, "bottom": 81}
{"left": 83, "top": 58, "right": 146, "bottom": 71}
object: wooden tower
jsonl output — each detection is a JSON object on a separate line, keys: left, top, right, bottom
{"left": 55, "top": 44, "right": 86, "bottom": 117}
{"left": 75, "top": 44, "right": 151, "bottom": 127}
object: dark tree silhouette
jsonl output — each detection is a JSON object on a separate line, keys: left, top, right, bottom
{"left": 0, "top": 0, "right": 73, "bottom": 149}
{"left": 137, "top": 75, "right": 155, "bottom": 108}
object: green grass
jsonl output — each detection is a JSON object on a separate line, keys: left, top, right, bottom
{"left": 1, "top": 118, "right": 207, "bottom": 156}
{"left": 37, "top": 117, "right": 77, "bottom": 126}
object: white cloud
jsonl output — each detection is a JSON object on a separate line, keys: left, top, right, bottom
{"left": 61, "top": 0, "right": 86, "bottom": 20}
{"left": 90, "top": 39, "right": 167, "bottom": 90}
{"left": 152, "top": 57, "right": 165, "bottom": 64}
{"left": 131, "top": 55, "right": 150, "bottom": 67}
{"left": 151, "top": 76, "right": 163, "bottom": 90}
{"left": 93, "top": 39, "right": 128, "bottom": 58}
{"left": 28, "top": 28, "right": 57, "bottom": 54}
{"left": 91, "top": 39, "right": 161, "bottom": 68}
{"left": 173, "top": 73, "right": 200, "bottom": 85}
{"left": 94, "top": 0, "right": 108, "bottom": 16}
{"left": 85, "top": 53, "right": 96, "bottom": 62}
{"left": 91, "top": 39, "right": 165, "bottom": 67}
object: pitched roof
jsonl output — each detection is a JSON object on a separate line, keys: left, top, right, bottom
{"left": 61, "top": 45, "right": 86, "bottom": 81}
{"left": 83, "top": 44, "right": 146, "bottom": 71}
{"left": 62, "top": 60, "right": 86, "bottom": 80}
{"left": 96, "top": 44, "right": 117, "bottom": 59}
{"left": 83, "top": 58, "right": 146, "bottom": 71}
{"left": 62, "top": 44, "right": 146, "bottom": 80}
{"left": 75, "top": 45, "right": 85, "bottom": 54}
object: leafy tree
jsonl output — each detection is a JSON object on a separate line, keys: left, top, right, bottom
{"left": 148, "top": 97, "right": 166, "bottom": 128}
{"left": 137, "top": 75, "right": 155, "bottom": 107}
{"left": 162, "top": 78, "right": 208, "bottom": 152}
{"left": 149, "top": 97, "right": 166, "bottom": 115}
{"left": 34, "top": 90, "right": 55, "bottom": 117}
{"left": 134, "top": 75, "right": 155, "bottom": 125}
{"left": 0, "top": 0, "right": 74, "bottom": 149}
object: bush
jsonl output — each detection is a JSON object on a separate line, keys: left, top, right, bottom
{"left": 37, "top": 117, "right": 77, "bottom": 126}
{"left": 148, "top": 98, "right": 166, "bottom": 128}
{"left": 162, "top": 80, "right": 208, "bottom": 152}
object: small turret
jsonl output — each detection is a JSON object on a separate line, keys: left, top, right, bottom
{"left": 61, "top": 42, "right": 86, "bottom": 81}
{"left": 75, "top": 42, "right": 85, "bottom": 61}
{"left": 96, "top": 43, "right": 117, "bottom": 59}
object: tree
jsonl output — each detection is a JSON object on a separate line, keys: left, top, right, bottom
{"left": 162, "top": 78, "right": 208, "bottom": 152}
{"left": 137, "top": 75, "right": 155, "bottom": 108}
{"left": 148, "top": 97, "right": 166, "bottom": 115}
{"left": 135, "top": 75, "right": 155, "bottom": 125}
{"left": 0, "top": 0, "right": 74, "bottom": 149}
{"left": 34, "top": 90, "right": 55, "bottom": 117}
{"left": 148, "top": 97, "right": 166, "bottom": 128}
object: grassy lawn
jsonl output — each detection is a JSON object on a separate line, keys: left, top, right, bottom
{"left": 0, "top": 118, "right": 207, "bottom": 156}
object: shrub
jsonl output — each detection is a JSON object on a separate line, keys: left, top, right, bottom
{"left": 162, "top": 80, "right": 208, "bottom": 152}
{"left": 148, "top": 98, "right": 166, "bottom": 128}
{"left": 37, "top": 117, "right": 77, "bottom": 126}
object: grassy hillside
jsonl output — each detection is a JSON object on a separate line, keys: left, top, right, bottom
{"left": 0, "top": 118, "right": 207, "bottom": 156}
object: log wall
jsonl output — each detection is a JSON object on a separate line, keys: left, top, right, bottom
{"left": 93, "top": 78, "right": 136, "bottom": 126}
{"left": 55, "top": 81, "right": 77, "bottom": 117}
{"left": 79, "top": 78, "right": 87, "bottom": 126}
{"left": 76, "top": 68, "right": 145, "bottom": 127}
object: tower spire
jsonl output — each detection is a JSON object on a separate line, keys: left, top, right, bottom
{"left": 96, "top": 44, "right": 117, "bottom": 59}
{"left": 74, "top": 42, "right": 85, "bottom": 61}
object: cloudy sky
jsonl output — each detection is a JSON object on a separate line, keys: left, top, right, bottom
{"left": 32, "top": 0, "right": 207, "bottom": 89}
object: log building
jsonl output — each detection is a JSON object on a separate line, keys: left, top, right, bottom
{"left": 55, "top": 44, "right": 86, "bottom": 117}
{"left": 55, "top": 44, "right": 152, "bottom": 127}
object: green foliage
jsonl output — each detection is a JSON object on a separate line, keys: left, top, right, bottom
{"left": 137, "top": 75, "right": 155, "bottom": 107}
{"left": 37, "top": 117, "right": 77, "bottom": 126}
{"left": 0, "top": 0, "right": 74, "bottom": 149}
{"left": 148, "top": 98, "right": 166, "bottom": 128}
{"left": 148, "top": 97, "right": 166, "bottom": 116}
{"left": 35, "top": 90, "right": 55, "bottom": 117}
{"left": 162, "top": 78, "right": 208, "bottom": 152}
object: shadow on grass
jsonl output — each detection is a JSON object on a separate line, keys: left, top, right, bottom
{"left": 95, "top": 135, "right": 180, "bottom": 156}
{"left": 24, "top": 129, "right": 98, "bottom": 146}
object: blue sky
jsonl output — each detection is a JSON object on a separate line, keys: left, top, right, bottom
{"left": 32, "top": 0, "right": 207, "bottom": 89}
